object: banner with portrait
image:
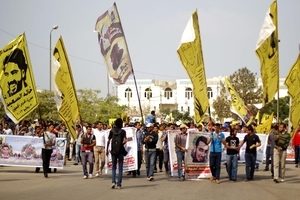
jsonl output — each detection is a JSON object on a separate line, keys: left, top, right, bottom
{"left": 0, "top": 33, "right": 39, "bottom": 123}
{"left": 95, "top": 2, "right": 132, "bottom": 85}
{"left": 52, "top": 37, "right": 80, "bottom": 140}
{"left": 105, "top": 127, "right": 138, "bottom": 173}
{"left": 169, "top": 130, "right": 268, "bottom": 180}
{"left": 186, "top": 130, "right": 211, "bottom": 179}
{"left": 0, "top": 135, "right": 67, "bottom": 168}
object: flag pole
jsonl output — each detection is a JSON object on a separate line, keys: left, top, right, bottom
{"left": 114, "top": 3, "right": 144, "bottom": 124}
{"left": 276, "top": 0, "right": 280, "bottom": 123}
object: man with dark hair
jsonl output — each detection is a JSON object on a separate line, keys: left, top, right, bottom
{"left": 3, "top": 48, "right": 28, "bottom": 97}
{"left": 208, "top": 123, "right": 226, "bottom": 184}
{"left": 191, "top": 135, "right": 209, "bottom": 163}
{"left": 42, "top": 123, "right": 56, "bottom": 178}
{"left": 81, "top": 125, "right": 96, "bottom": 179}
{"left": 273, "top": 123, "right": 291, "bottom": 183}
{"left": 239, "top": 125, "right": 261, "bottom": 181}
{"left": 106, "top": 118, "right": 127, "bottom": 189}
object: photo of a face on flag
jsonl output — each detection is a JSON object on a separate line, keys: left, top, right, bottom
{"left": 95, "top": 3, "right": 132, "bottom": 85}
{"left": 0, "top": 33, "right": 38, "bottom": 123}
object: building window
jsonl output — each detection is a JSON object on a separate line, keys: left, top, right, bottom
{"left": 164, "top": 87, "right": 172, "bottom": 99}
{"left": 185, "top": 87, "right": 193, "bottom": 99}
{"left": 144, "top": 88, "right": 152, "bottom": 99}
{"left": 207, "top": 87, "right": 213, "bottom": 99}
{"left": 154, "top": 106, "right": 156, "bottom": 111}
{"left": 181, "top": 106, "right": 183, "bottom": 112}
{"left": 187, "top": 106, "right": 190, "bottom": 113}
{"left": 125, "top": 88, "right": 132, "bottom": 98}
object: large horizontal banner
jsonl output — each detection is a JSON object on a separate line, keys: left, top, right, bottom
{"left": 105, "top": 127, "right": 138, "bottom": 173}
{"left": 169, "top": 129, "right": 268, "bottom": 180}
{"left": 0, "top": 135, "right": 67, "bottom": 168}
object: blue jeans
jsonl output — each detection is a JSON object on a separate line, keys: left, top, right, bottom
{"left": 245, "top": 153, "right": 256, "bottom": 180}
{"left": 295, "top": 145, "right": 300, "bottom": 165}
{"left": 81, "top": 151, "right": 94, "bottom": 176}
{"left": 111, "top": 154, "right": 124, "bottom": 186}
{"left": 75, "top": 144, "right": 81, "bottom": 163}
{"left": 209, "top": 152, "right": 222, "bottom": 179}
{"left": 176, "top": 150, "right": 185, "bottom": 178}
{"left": 226, "top": 154, "right": 238, "bottom": 180}
{"left": 145, "top": 150, "right": 156, "bottom": 177}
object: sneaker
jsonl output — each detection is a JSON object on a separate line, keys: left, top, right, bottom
{"left": 116, "top": 186, "right": 122, "bottom": 189}
{"left": 215, "top": 179, "right": 220, "bottom": 184}
{"left": 149, "top": 176, "right": 154, "bottom": 181}
{"left": 73, "top": 163, "right": 78, "bottom": 165}
{"left": 88, "top": 174, "right": 93, "bottom": 179}
{"left": 273, "top": 179, "right": 280, "bottom": 183}
{"left": 111, "top": 183, "right": 116, "bottom": 189}
{"left": 280, "top": 179, "right": 285, "bottom": 182}
{"left": 295, "top": 164, "right": 298, "bottom": 168}
{"left": 95, "top": 173, "right": 99, "bottom": 177}
{"left": 83, "top": 175, "right": 88, "bottom": 179}
{"left": 147, "top": 177, "right": 151, "bottom": 181}
{"left": 159, "top": 169, "right": 163, "bottom": 172}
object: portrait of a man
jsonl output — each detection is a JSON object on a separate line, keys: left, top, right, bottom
{"left": 2, "top": 48, "right": 28, "bottom": 97}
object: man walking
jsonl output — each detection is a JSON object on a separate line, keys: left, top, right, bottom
{"left": 239, "top": 125, "right": 261, "bottom": 181}
{"left": 208, "top": 123, "right": 225, "bottom": 184}
{"left": 81, "top": 125, "right": 96, "bottom": 179}
{"left": 273, "top": 123, "right": 291, "bottom": 183}
{"left": 106, "top": 118, "right": 127, "bottom": 189}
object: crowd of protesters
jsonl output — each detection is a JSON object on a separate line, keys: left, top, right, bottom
{"left": 0, "top": 110, "right": 299, "bottom": 188}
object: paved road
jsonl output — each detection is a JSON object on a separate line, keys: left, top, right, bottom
{"left": 0, "top": 162, "right": 299, "bottom": 200}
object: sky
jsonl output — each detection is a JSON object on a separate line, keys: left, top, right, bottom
{"left": 0, "top": 0, "right": 299, "bottom": 97}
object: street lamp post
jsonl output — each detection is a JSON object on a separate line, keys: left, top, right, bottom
{"left": 49, "top": 25, "right": 59, "bottom": 91}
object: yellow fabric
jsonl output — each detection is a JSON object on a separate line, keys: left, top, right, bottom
{"left": 0, "top": 33, "right": 39, "bottom": 123}
{"left": 285, "top": 54, "right": 300, "bottom": 131}
{"left": 225, "top": 78, "right": 253, "bottom": 126}
{"left": 53, "top": 37, "right": 80, "bottom": 140}
{"left": 177, "top": 11, "right": 208, "bottom": 124}
{"left": 256, "top": 1, "right": 279, "bottom": 104}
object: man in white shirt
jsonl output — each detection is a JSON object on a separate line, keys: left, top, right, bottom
{"left": 42, "top": 123, "right": 56, "bottom": 178}
{"left": 93, "top": 122, "right": 106, "bottom": 176}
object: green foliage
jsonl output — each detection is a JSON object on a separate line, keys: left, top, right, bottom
{"left": 171, "top": 110, "right": 192, "bottom": 123}
{"left": 77, "top": 89, "right": 126, "bottom": 123}
{"left": 260, "top": 96, "right": 290, "bottom": 122}
{"left": 26, "top": 90, "right": 59, "bottom": 121}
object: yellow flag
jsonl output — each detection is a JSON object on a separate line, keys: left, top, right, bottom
{"left": 255, "top": 110, "right": 260, "bottom": 124}
{"left": 95, "top": 3, "right": 133, "bottom": 85}
{"left": 256, "top": 113, "right": 273, "bottom": 133}
{"left": 0, "top": 33, "right": 39, "bottom": 123}
{"left": 285, "top": 54, "right": 300, "bottom": 130}
{"left": 225, "top": 78, "right": 253, "bottom": 125}
{"left": 52, "top": 37, "right": 80, "bottom": 139}
{"left": 177, "top": 11, "right": 208, "bottom": 124}
{"left": 256, "top": 1, "right": 279, "bottom": 104}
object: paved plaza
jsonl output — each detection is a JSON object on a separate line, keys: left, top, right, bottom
{"left": 0, "top": 162, "right": 299, "bottom": 200}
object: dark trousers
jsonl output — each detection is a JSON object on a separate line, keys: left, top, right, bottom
{"left": 209, "top": 152, "right": 222, "bottom": 180}
{"left": 295, "top": 145, "right": 300, "bottom": 165}
{"left": 42, "top": 148, "right": 52, "bottom": 175}
{"left": 245, "top": 153, "right": 256, "bottom": 180}
{"left": 111, "top": 154, "right": 124, "bottom": 186}
{"left": 133, "top": 150, "right": 143, "bottom": 176}
{"left": 154, "top": 149, "right": 164, "bottom": 171}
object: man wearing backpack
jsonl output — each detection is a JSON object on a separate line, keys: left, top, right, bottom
{"left": 106, "top": 118, "right": 127, "bottom": 189}
{"left": 273, "top": 123, "right": 291, "bottom": 183}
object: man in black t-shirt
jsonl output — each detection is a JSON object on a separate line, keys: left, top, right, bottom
{"left": 225, "top": 128, "right": 240, "bottom": 181}
{"left": 239, "top": 125, "right": 261, "bottom": 181}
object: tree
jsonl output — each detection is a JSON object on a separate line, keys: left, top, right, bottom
{"left": 212, "top": 67, "right": 263, "bottom": 122}
{"left": 77, "top": 89, "right": 126, "bottom": 123}
{"left": 260, "top": 96, "right": 290, "bottom": 122}
{"left": 26, "top": 90, "right": 59, "bottom": 121}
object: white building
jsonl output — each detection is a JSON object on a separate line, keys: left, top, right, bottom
{"left": 116, "top": 77, "right": 288, "bottom": 119}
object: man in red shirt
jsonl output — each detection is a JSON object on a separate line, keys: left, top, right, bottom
{"left": 293, "top": 127, "right": 300, "bottom": 168}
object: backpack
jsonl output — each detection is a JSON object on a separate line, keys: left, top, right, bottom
{"left": 111, "top": 128, "right": 124, "bottom": 155}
